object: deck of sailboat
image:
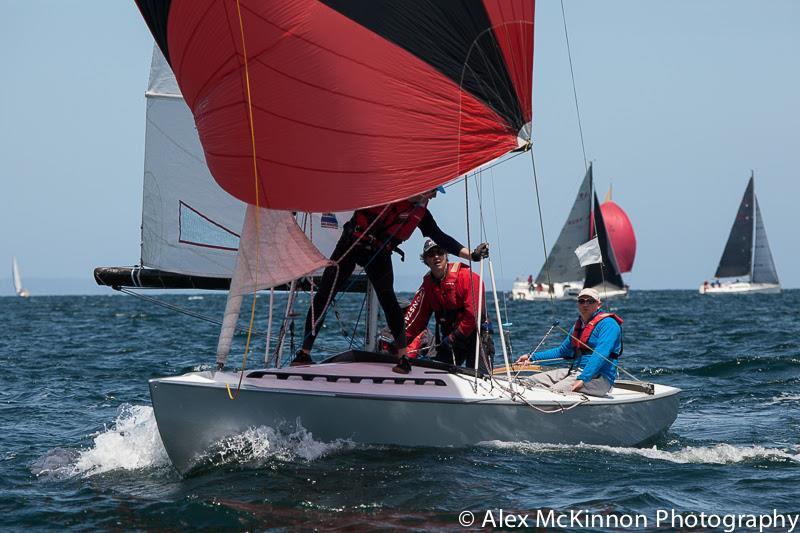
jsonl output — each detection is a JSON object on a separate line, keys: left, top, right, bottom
{"left": 152, "top": 361, "right": 674, "bottom": 406}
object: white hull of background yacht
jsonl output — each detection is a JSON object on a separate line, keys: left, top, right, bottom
{"left": 150, "top": 352, "right": 680, "bottom": 474}
{"left": 511, "top": 280, "right": 628, "bottom": 301}
{"left": 699, "top": 282, "right": 780, "bottom": 295}
{"left": 511, "top": 280, "right": 582, "bottom": 300}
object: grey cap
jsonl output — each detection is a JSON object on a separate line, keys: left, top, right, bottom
{"left": 422, "top": 238, "right": 439, "bottom": 255}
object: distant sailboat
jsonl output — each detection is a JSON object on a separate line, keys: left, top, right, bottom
{"left": 512, "top": 164, "right": 628, "bottom": 301}
{"left": 12, "top": 257, "right": 30, "bottom": 298}
{"left": 700, "top": 172, "right": 780, "bottom": 295}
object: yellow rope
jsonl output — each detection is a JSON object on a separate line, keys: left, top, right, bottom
{"left": 227, "top": 0, "right": 261, "bottom": 400}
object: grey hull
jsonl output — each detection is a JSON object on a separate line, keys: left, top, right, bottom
{"left": 150, "top": 366, "right": 679, "bottom": 474}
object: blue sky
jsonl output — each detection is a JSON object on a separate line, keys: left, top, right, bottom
{"left": 1, "top": 1, "right": 798, "bottom": 294}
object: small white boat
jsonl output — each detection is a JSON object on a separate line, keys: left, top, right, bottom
{"left": 700, "top": 173, "right": 780, "bottom": 295}
{"left": 12, "top": 257, "right": 30, "bottom": 298}
{"left": 150, "top": 351, "right": 680, "bottom": 474}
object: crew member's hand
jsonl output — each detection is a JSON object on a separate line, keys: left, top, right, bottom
{"left": 571, "top": 379, "right": 585, "bottom": 392}
{"left": 515, "top": 353, "right": 531, "bottom": 364}
{"left": 470, "top": 242, "right": 489, "bottom": 261}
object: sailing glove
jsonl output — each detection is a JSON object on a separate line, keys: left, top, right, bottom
{"left": 441, "top": 335, "right": 453, "bottom": 351}
{"left": 471, "top": 242, "right": 490, "bottom": 261}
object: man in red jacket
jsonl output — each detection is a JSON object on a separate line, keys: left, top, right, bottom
{"left": 292, "top": 189, "right": 488, "bottom": 367}
{"left": 403, "top": 239, "right": 494, "bottom": 373}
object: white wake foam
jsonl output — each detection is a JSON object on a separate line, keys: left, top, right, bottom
{"left": 483, "top": 441, "right": 800, "bottom": 465}
{"left": 765, "top": 393, "right": 800, "bottom": 406}
{"left": 32, "top": 404, "right": 170, "bottom": 479}
{"left": 205, "top": 422, "right": 353, "bottom": 467}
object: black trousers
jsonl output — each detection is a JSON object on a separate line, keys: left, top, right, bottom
{"left": 302, "top": 231, "right": 406, "bottom": 352}
{"left": 434, "top": 327, "right": 495, "bottom": 374}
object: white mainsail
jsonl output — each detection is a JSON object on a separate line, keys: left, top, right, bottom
{"left": 141, "top": 47, "right": 245, "bottom": 277}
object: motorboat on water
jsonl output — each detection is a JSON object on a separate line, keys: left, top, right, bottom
{"left": 151, "top": 351, "right": 680, "bottom": 474}
{"left": 700, "top": 172, "right": 780, "bottom": 295}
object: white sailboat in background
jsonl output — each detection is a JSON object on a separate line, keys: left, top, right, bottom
{"left": 12, "top": 257, "right": 30, "bottom": 298}
{"left": 512, "top": 164, "right": 628, "bottom": 301}
{"left": 700, "top": 172, "right": 780, "bottom": 295}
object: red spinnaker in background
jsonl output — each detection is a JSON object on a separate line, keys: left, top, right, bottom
{"left": 600, "top": 198, "right": 636, "bottom": 273}
{"left": 134, "top": 0, "right": 535, "bottom": 212}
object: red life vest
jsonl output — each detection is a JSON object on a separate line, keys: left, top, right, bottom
{"left": 571, "top": 312, "right": 623, "bottom": 357}
{"left": 352, "top": 199, "right": 428, "bottom": 248}
{"left": 415, "top": 262, "right": 486, "bottom": 339}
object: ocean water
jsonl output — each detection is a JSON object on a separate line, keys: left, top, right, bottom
{"left": 2, "top": 290, "right": 799, "bottom": 531}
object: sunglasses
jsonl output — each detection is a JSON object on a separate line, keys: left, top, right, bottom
{"left": 577, "top": 298, "right": 597, "bottom": 304}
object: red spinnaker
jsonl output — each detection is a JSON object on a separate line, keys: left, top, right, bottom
{"left": 600, "top": 200, "right": 637, "bottom": 273}
{"left": 135, "top": 0, "right": 534, "bottom": 211}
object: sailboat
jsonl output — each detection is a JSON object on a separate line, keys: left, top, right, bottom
{"left": 512, "top": 164, "right": 628, "bottom": 301}
{"left": 11, "top": 257, "right": 30, "bottom": 298}
{"left": 99, "top": 2, "right": 679, "bottom": 474}
{"left": 700, "top": 173, "right": 780, "bottom": 295}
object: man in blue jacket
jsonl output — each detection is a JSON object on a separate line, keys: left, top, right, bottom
{"left": 516, "top": 288, "right": 622, "bottom": 396}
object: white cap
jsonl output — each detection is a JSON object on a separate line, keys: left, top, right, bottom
{"left": 577, "top": 288, "right": 601, "bottom": 301}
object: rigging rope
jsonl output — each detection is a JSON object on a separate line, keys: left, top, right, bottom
{"left": 116, "top": 287, "right": 265, "bottom": 336}
{"left": 560, "top": 0, "right": 588, "bottom": 171}
{"left": 559, "top": 0, "right": 612, "bottom": 303}
{"left": 527, "top": 148, "right": 557, "bottom": 313}
{"left": 227, "top": 0, "right": 261, "bottom": 400}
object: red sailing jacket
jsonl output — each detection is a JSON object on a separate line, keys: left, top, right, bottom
{"left": 404, "top": 262, "right": 487, "bottom": 345}
{"left": 352, "top": 199, "right": 429, "bottom": 248}
{"left": 571, "top": 312, "right": 624, "bottom": 357}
